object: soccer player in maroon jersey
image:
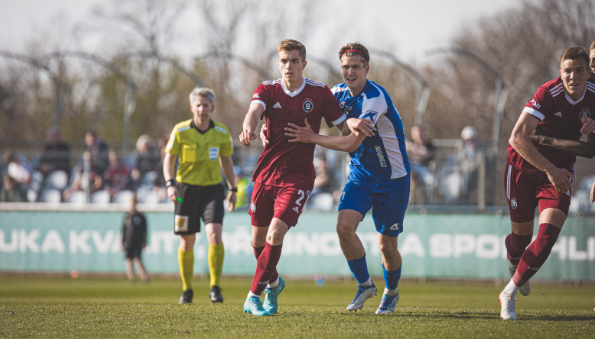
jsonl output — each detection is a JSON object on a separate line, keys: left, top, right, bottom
{"left": 500, "top": 47, "right": 595, "bottom": 320}
{"left": 239, "top": 39, "right": 347, "bottom": 316}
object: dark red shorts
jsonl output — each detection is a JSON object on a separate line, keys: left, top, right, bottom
{"left": 249, "top": 182, "right": 312, "bottom": 227}
{"left": 504, "top": 162, "right": 572, "bottom": 223}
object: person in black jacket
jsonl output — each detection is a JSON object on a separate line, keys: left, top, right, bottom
{"left": 121, "top": 193, "right": 149, "bottom": 283}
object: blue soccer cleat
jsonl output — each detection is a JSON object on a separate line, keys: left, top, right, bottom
{"left": 244, "top": 296, "right": 271, "bottom": 316}
{"left": 375, "top": 290, "right": 400, "bottom": 314}
{"left": 347, "top": 283, "right": 377, "bottom": 311}
{"left": 263, "top": 277, "right": 285, "bottom": 314}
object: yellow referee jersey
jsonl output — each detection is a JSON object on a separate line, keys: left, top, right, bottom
{"left": 165, "top": 119, "right": 234, "bottom": 186}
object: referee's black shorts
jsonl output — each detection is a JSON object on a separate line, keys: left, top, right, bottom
{"left": 174, "top": 183, "right": 225, "bottom": 235}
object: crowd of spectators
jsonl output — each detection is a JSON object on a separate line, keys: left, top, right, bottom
{"left": 2, "top": 125, "right": 593, "bottom": 210}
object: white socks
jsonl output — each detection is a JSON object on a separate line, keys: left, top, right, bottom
{"left": 503, "top": 279, "right": 520, "bottom": 297}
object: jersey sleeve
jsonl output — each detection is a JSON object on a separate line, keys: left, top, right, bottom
{"left": 360, "top": 93, "right": 389, "bottom": 123}
{"left": 220, "top": 127, "right": 234, "bottom": 157}
{"left": 251, "top": 82, "right": 270, "bottom": 113}
{"left": 165, "top": 126, "right": 180, "bottom": 155}
{"left": 522, "top": 85, "right": 554, "bottom": 121}
{"left": 322, "top": 86, "right": 347, "bottom": 127}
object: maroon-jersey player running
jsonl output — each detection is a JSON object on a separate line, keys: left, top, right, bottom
{"left": 239, "top": 39, "right": 347, "bottom": 316}
{"left": 500, "top": 46, "right": 595, "bottom": 320}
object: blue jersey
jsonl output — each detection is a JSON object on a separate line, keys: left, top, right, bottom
{"left": 332, "top": 80, "right": 410, "bottom": 181}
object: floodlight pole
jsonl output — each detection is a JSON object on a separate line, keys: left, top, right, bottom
{"left": 369, "top": 48, "right": 431, "bottom": 126}
{"left": 425, "top": 47, "right": 508, "bottom": 153}
{"left": 0, "top": 50, "right": 66, "bottom": 130}
{"left": 45, "top": 51, "right": 138, "bottom": 153}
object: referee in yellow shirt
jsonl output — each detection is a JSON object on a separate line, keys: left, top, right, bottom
{"left": 164, "top": 87, "right": 236, "bottom": 304}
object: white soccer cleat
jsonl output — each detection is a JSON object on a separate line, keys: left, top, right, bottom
{"left": 375, "top": 290, "right": 400, "bottom": 314}
{"left": 508, "top": 260, "right": 531, "bottom": 296}
{"left": 499, "top": 291, "right": 517, "bottom": 320}
{"left": 347, "top": 284, "right": 377, "bottom": 311}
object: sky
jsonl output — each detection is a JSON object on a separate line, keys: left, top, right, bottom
{"left": 0, "top": 0, "right": 522, "bottom": 63}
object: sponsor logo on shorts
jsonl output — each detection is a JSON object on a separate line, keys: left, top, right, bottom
{"left": 303, "top": 99, "right": 314, "bottom": 113}
{"left": 510, "top": 198, "right": 517, "bottom": 209}
{"left": 292, "top": 206, "right": 299, "bottom": 213}
{"left": 174, "top": 215, "right": 189, "bottom": 232}
{"left": 579, "top": 108, "right": 591, "bottom": 119}
{"left": 250, "top": 203, "right": 256, "bottom": 213}
{"left": 389, "top": 223, "right": 399, "bottom": 231}
{"left": 209, "top": 147, "right": 219, "bottom": 161}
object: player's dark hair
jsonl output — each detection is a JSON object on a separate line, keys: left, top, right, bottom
{"left": 277, "top": 39, "right": 306, "bottom": 61}
{"left": 339, "top": 42, "right": 370, "bottom": 67}
{"left": 560, "top": 47, "right": 589, "bottom": 65}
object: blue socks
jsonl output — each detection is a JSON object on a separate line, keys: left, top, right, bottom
{"left": 347, "top": 254, "right": 370, "bottom": 285}
{"left": 383, "top": 264, "right": 401, "bottom": 290}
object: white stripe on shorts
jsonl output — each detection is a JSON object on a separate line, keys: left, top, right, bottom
{"left": 506, "top": 164, "right": 512, "bottom": 201}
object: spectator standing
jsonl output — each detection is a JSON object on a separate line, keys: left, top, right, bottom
{"left": 63, "top": 150, "right": 104, "bottom": 201}
{"left": 406, "top": 125, "right": 434, "bottom": 203}
{"left": 130, "top": 135, "right": 162, "bottom": 190}
{"left": 104, "top": 149, "right": 131, "bottom": 199}
{"left": 83, "top": 130, "right": 109, "bottom": 176}
{"left": 455, "top": 126, "right": 481, "bottom": 204}
{"left": 37, "top": 127, "right": 71, "bottom": 179}
{"left": 121, "top": 192, "right": 149, "bottom": 283}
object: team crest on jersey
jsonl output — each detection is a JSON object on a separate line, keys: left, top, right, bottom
{"left": 579, "top": 108, "right": 591, "bottom": 119}
{"left": 510, "top": 198, "right": 517, "bottom": 209}
{"left": 303, "top": 99, "right": 314, "bottom": 113}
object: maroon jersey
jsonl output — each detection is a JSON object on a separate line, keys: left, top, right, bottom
{"left": 251, "top": 78, "right": 346, "bottom": 188}
{"left": 507, "top": 78, "right": 595, "bottom": 175}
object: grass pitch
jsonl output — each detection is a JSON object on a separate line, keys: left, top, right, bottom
{"left": 0, "top": 275, "right": 593, "bottom": 338}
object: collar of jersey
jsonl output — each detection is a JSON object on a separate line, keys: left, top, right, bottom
{"left": 191, "top": 120, "right": 214, "bottom": 134}
{"left": 564, "top": 86, "right": 586, "bottom": 105}
{"left": 280, "top": 77, "right": 306, "bottom": 97}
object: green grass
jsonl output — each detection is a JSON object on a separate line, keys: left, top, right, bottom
{"left": 1, "top": 275, "right": 594, "bottom": 338}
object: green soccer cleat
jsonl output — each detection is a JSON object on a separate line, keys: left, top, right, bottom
{"left": 244, "top": 296, "right": 271, "bottom": 316}
{"left": 263, "top": 277, "right": 285, "bottom": 314}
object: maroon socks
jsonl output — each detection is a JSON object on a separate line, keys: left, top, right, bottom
{"left": 513, "top": 223, "right": 561, "bottom": 286}
{"left": 250, "top": 242, "right": 283, "bottom": 295}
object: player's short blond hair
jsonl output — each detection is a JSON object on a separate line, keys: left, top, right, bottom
{"left": 189, "top": 87, "right": 215, "bottom": 106}
{"left": 339, "top": 42, "right": 370, "bottom": 67}
{"left": 560, "top": 47, "right": 589, "bottom": 65}
{"left": 590, "top": 41, "right": 595, "bottom": 53}
{"left": 277, "top": 39, "right": 306, "bottom": 61}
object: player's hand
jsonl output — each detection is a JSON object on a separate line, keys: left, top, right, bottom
{"left": 285, "top": 118, "right": 315, "bottom": 143}
{"left": 546, "top": 167, "right": 574, "bottom": 193}
{"left": 167, "top": 186, "right": 178, "bottom": 202}
{"left": 259, "top": 124, "right": 269, "bottom": 146}
{"left": 227, "top": 191, "right": 236, "bottom": 212}
{"left": 580, "top": 117, "right": 595, "bottom": 136}
{"left": 239, "top": 128, "right": 257, "bottom": 147}
{"left": 347, "top": 118, "right": 376, "bottom": 137}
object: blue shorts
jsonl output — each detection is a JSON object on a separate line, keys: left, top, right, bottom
{"left": 338, "top": 174, "right": 410, "bottom": 237}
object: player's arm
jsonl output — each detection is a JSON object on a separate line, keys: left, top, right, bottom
{"left": 163, "top": 152, "right": 178, "bottom": 202}
{"left": 591, "top": 181, "right": 595, "bottom": 203}
{"left": 510, "top": 112, "right": 573, "bottom": 193}
{"left": 342, "top": 118, "right": 376, "bottom": 137}
{"left": 286, "top": 118, "right": 366, "bottom": 152}
{"left": 530, "top": 125, "right": 595, "bottom": 159}
{"left": 219, "top": 155, "right": 237, "bottom": 212}
{"left": 240, "top": 103, "right": 264, "bottom": 147}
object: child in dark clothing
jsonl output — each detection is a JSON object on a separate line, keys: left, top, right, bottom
{"left": 121, "top": 193, "right": 149, "bottom": 283}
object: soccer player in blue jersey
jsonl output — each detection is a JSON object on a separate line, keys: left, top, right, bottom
{"left": 285, "top": 42, "right": 410, "bottom": 314}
